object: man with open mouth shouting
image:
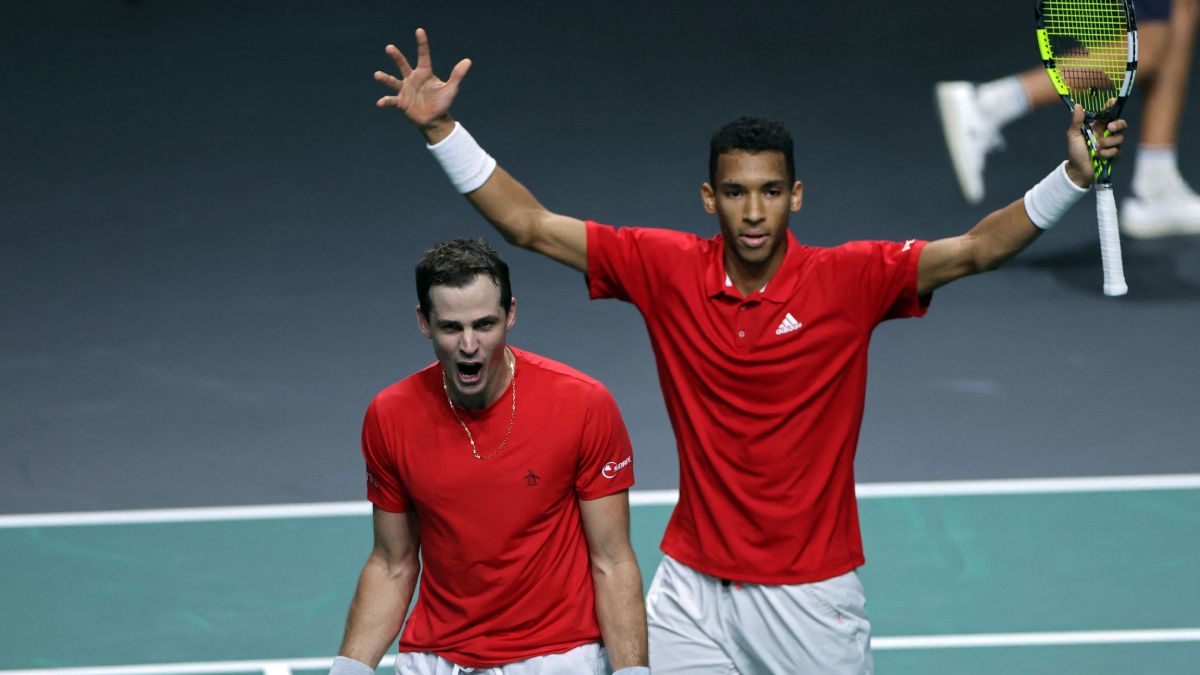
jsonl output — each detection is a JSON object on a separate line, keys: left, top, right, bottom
{"left": 330, "top": 238, "right": 649, "bottom": 675}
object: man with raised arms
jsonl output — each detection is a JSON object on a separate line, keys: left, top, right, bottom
{"left": 373, "top": 29, "right": 1125, "bottom": 674}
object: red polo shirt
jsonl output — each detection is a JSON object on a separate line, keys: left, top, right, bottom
{"left": 586, "top": 221, "right": 928, "bottom": 584}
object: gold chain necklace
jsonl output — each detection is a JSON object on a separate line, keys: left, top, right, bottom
{"left": 442, "top": 346, "right": 516, "bottom": 460}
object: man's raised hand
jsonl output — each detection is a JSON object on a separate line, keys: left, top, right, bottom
{"left": 375, "top": 28, "right": 471, "bottom": 142}
{"left": 1064, "top": 103, "right": 1127, "bottom": 188}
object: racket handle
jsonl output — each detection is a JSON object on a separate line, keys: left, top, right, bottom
{"left": 1094, "top": 184, "right": 1128, "bottom": 297}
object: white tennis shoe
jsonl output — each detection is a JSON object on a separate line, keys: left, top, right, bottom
{"left": 1120, "top": 181, "right": 1200, "bottom": 238}
{"left": 935, "top": 81, "right": 1006, "bottom": 205}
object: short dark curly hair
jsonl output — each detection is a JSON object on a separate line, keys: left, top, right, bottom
{"left": 708, "top": 116, "right": 795, "bottom": 185}
{"left": 415, "top": 238, "right": 512, "bottom": 319}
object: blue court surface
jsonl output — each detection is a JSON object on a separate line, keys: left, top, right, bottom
{"left": 3, "top": 475, "right": 1197, "bottom": 675}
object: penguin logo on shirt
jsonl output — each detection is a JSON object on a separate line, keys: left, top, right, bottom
{"left": 524, "top": 470, "right": 540, "bottom": 486}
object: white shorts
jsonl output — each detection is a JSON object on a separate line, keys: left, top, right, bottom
{"left": 394, "top": 642, "right": 610, "bottom": 675}
{"left": 646, "top": 555, "right": 872, "bottom": 674}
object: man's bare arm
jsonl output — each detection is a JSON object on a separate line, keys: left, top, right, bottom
{"left": 375, "top": 29, "right": 588, "bottom": 273}
{"left": 464, "top": 167, "right": 588, "bottom": 272}
{"left": 336, "top": 507, "right": 420, "bottom": 668}
{"left": 918, "top": 105, "right": 1127, "bottom": 295}
{"left": 579, "top": 490, "right": 648, "bottom": 671}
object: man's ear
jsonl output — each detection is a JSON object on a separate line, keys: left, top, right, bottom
{"left": 505, "top": 297, "right": 517, "bottom": 330}
{"left": 701, "top": 182, "right": 717, "bottom": 214}
{"left": 416, "top": 304, "right": 432, "bottom": 339}
{"left": 791, "top": 180, "right": 804, "bottom": 212}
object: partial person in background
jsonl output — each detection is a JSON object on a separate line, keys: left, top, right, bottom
{"left": 329, "top": 239, "right": 648, "bottom": 675}
{"left": 374, "top": 28, "right": 1125, "bottom": 674}
{"left": 937, "top": 0, "right": 1198, "bottom": 238}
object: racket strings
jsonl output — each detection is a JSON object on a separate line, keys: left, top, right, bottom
{"left": 1042, "top": 0, "right": 1130, "bottom": 112}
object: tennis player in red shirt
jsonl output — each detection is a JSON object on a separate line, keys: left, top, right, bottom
{"left": 374, "top": 29, "right": 1126, "bottom": 674}
{"left": 330, "top": 239, "right": 649, "bottom": 675}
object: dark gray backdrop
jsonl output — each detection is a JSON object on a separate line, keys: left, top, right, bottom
{"left": 3, "top": 0, "right": 1198, "bottom": 513}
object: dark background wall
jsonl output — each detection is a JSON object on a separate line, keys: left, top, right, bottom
{"left": 3, "top": 0, "right": 1198, "bottom": 513}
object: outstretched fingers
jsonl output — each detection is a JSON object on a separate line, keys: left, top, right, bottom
{"left": 374, "top": 28, "right": 469, "bottom": 121}
{"left": 374, "top": 70, "right": 404, "bottom": 92}
{"left": 415, "top": 27, "right": 432, "bottom": 71}
{"left": 446, "top": 58, "right": 472, "bottom": 88}
{"left": 373, "top": 68, "right": 405, "bottom": 109}
{"left": 386, "top": 43, "right": 413, "bottom": 79}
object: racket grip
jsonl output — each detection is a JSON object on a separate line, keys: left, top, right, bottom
{"left": 1094, "top": 185, "right": 1128, "bottom": 297}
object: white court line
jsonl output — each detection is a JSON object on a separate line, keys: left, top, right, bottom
{"left": 0, "top": 654, "right": 398, "bottom": 675}
{"left": 3, "top": 630, "right": 1199, "bottom": 674}
{"left": 0, "top": 501, "right": 372, "bottom": 528}
{"left": 2, "top": 473, "right": 1198, "bottom": 528}
{"left": 0, "top": 654, "right": 395, "bottom": 675}
{"left": 0, "top": 658, "right": 328, "bottom": 675}
{"left": 874, "top": 627, "right": 1200, "bottom": 649}
{"left": 855, "top": 473, "right": 1200, "bottom": 498}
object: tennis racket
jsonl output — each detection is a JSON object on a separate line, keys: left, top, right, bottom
{"left": 1035, "top": 0, "right": 1137, "bottom": 296}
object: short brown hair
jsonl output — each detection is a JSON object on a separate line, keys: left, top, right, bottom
{"left": 415, "top": 238, "right": 512, "bottom": 318}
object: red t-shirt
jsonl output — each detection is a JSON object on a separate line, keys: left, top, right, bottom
{"left": 586, "top": 222, "right": 928, "bottom": 584}
{"left": 361, "top": 347, "right": 635, "bottom": 666}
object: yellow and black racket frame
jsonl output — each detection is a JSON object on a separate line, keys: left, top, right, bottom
{"left": 1035, "top": 0, "right": 1138, "bottom": 183}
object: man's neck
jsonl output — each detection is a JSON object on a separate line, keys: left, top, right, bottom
{"left": 724, "top": 248, "right": 786, "bottom": 298}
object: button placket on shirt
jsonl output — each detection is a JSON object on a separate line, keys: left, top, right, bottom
{"left": 735, "top": 301, "right": 754, "bottom": 340}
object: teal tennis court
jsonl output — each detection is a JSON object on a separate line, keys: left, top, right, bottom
{"left": 4, "top": 3, "right": 1200, "bottom": 675}
{"left": 3, "top": 476, "right": 1197, "bottom": 675}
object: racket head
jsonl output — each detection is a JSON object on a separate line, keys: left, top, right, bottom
{"left": 1035, "top": 0, "right": 1138, "bottom": 122}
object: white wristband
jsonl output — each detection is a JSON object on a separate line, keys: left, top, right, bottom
{"left": 329, "top": 656, "right": 374, "bottom": 675}
{"left": 1023, "top": 161, "right": 1088, "bottom": 230}
{"left": 427, "top": 121, "right": 498, "bottom": 194}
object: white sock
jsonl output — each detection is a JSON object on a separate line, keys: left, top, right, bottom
{"left": 1132, "top": 145, "right": 1186, "bottom": 198}
{"left": 976, "top": 76, "right": 1030, "bottom": 129}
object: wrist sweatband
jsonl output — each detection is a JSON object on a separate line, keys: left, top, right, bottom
{"left": 427, "top": 121, "right": 497, "bottom": 194}
{"left": 329, "top": 656, "right": 374, "bottom": 675}
{"left": 613, "top": 668, "right": 651, "bottom": 675}
{"left": 1023, "top": 161, "right": 1088, "bottom": 230}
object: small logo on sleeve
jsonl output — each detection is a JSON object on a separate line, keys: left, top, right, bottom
{"left": 602, "top": 456, "right": 633, "bottom": 479}
{"left": 902, "top": 239, "right": 915, "bottom": 252}
{"left": 775, "top": 312, "right": 802, "bottom": 335}
{"left": 366, "top": 471, "right": 381, "bottom": 490}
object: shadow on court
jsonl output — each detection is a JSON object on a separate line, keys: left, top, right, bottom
{"left": 1020, "top": 236, "right": 1200, "bottom": 300}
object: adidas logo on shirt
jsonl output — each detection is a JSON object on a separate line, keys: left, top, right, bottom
{"left": 775, "top": 312, "right": 802, "bottom": 335}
